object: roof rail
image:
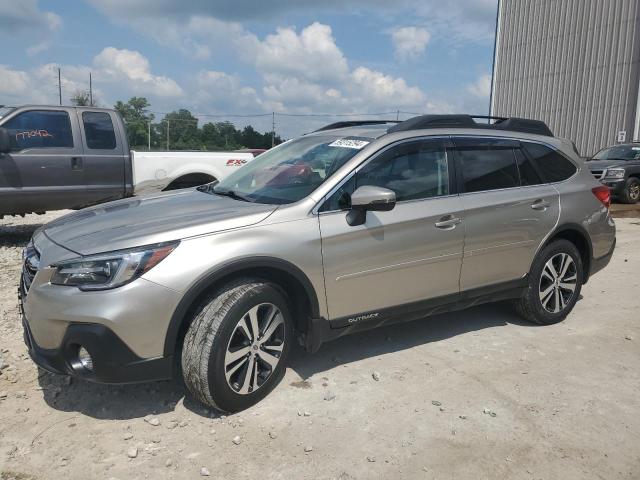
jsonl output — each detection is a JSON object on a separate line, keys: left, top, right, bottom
{"left": 387, "top": 114, "right": 553, "bottom": 137}
{"left": 314, "top": 120, "right": 399, "bottom": 132}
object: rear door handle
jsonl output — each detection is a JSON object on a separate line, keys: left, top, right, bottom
{"left": 531, "top": 199, "right": 550, "bottom": 211}
{"left": 71, "top": 157, "right": 83, "bottom": 171}
{"left": 435, "top": 215, "right": 462, "bottom": 230}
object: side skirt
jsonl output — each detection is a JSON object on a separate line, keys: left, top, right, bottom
{"left": 305, "top": 277, "right": 528, "bottom": 352}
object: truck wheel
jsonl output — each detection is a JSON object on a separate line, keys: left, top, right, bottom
{"left": 181, "top": 278, "right": 292, "bottom": 412}
{"left": 514, "top": 239, "right": 583, "bottom": 325}
{"left": 620, "top": 177, "right": 640, "bottom": 204}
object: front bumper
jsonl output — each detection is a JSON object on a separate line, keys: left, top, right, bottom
{"left": 22, "top": 315, "right": 173, "bottom": 384}
{"left": 600, "top": 178, "right": 626, "bottom": 195}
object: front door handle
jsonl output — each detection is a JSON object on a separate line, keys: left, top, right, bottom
{"left": 531, "top": 199, "right": 550, "bottom": 211}
{"left": 71, "top": 157, "right": 83, "bottom": 171}
{"left": 435, "top": 215, "right": 462, "bottom": 230}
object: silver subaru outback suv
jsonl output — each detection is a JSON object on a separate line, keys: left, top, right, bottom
{"left": 20, "top": 115, "right": 616, "bottom": 412}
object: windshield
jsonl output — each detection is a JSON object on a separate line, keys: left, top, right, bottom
{"left": 202, "top": 134, "right": 372, "bottom": 204}
{"left": 592, "top": 144, "right": 640, "bottom": 161}
{"left": 0, "top": 106, "right": 15, "bottom": 119}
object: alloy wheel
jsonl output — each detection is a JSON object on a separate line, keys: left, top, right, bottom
{"left": 224, "top": 303, "right": 285, "bottom": 394}
{"left": 629, "top": 182, "right": 640, "bottom": 201}
{"left": 538, "top": 253, "right": 577, "bottom": 313}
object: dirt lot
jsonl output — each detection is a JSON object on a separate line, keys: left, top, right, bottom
{"left": 1, "top": 211, "right": 639, "bottom": 480}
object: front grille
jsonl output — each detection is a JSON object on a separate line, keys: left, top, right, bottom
{"left": 21, "top": 244, "right": 40, "bottom": 296}
{"left": 590, "top": 169, "right": 604, "bottom": 180}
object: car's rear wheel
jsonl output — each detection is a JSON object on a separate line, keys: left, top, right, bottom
{"left": 514, "top": 239, "right": 583, "bottom": 325}
{"left": 181, "top": 279, "right": 292, "bottom": 412}
{"left": 620, "top": 177, "right": 640, "bottom": 204}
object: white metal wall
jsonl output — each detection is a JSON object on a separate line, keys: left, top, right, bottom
{"left": 491, "top": 0, "right": 640, "bottom": 156}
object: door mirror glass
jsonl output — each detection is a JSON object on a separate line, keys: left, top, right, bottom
{"left": 0, "top": 128, "right": 10, "bottom": 153}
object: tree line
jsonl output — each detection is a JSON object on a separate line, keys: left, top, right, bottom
{"left": 71, "top": 95, "right": 282, "bottom": 151}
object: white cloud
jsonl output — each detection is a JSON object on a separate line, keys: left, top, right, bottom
{"left": 247, "top": 23, "right": 349, "bottom": 85}
{"left": 351, "top": 67, "right": 425, "bottom": 108}
{"left": 391, "top": 26, "right": 431, "bottom": 61}
{"left": 93, "top": 47, "right": 183, "bottom": 97}
{"left": 467, "top": 73, "right": 492, "bottom": 98}
{"left": 0, "top": 0, "right": 61, "bottom": 32}
{"left": 0, "top": 65, "right": 31, "bottom": 97}
{"left": 196, "top": 71, "right": 262, "bottom": 110}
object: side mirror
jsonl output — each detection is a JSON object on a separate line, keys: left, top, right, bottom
{"left": 346, "top": 185, "right": 396, "bottom": 226}
{"left": 0, "top": 128, "right": 10, "bottom": 154}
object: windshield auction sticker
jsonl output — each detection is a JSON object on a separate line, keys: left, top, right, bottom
{"left": 329, "top": 138, "right": 370, "bottom": 150}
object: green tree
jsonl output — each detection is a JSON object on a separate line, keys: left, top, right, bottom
{"left": 157, "top": 109, "right": 201, "bottom": 150}
{"left": 70, "top": 90, "right": 90, "bottom": 106}
{"left": 114, "top": 97, "right": 154, "bottom": 149}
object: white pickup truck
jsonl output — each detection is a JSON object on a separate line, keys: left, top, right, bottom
{"left": 0, "top": 105, "right": 257, "bottom": 216}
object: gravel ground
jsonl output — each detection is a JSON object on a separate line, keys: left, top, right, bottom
{"left": 1, "top": 211, "right": 639, "bottom": 480}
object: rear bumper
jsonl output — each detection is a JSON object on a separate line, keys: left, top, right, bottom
{"left": 590, "top": 237, "right": 616, "bottom": 278}
{"left": 22, "top": 316, "right": 173, "bottom": 384}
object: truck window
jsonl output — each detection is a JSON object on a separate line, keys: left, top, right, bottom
{"left": 82, "top": 112, "right": 116, "bottom": 150}
{"left": 3, "top": 110, "right": 74, "bottom": 150}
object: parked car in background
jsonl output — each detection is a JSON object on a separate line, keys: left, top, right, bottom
{"left": 20, "top": 114, "right": 615, "bottom": 412}
{"left": 587, "top": 143, "right": 640, "bottom": 203}
{"left": 0, "top": 105, "right": 255, "bottom": 216}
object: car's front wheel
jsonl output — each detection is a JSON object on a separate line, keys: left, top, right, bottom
{"left": 181, "top": 279, "right": 292, "bottom": 412}
{"left": 514, "top": 239, "right": 583, "bottom": 325}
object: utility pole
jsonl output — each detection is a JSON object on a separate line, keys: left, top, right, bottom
{"left": 58, "top": 68, "right": 62, "bottom": 106}
{"left": 396, "top": 109, "right": 400, "bottom": 121}
{"left": 271, "top": 112, "right": 275, "bottom": 147}
{"left": 89, "top": 72, "right": 93, "bottom": 106}
{"left": 148, "top": 122, "right": 151, "bottom": 150}
{"left": 166, "top": 120, "right": 170, "bottom": 150}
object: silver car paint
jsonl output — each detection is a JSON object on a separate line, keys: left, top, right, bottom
{"left": 23, "top": 126, "right": 616, "bottom": 360}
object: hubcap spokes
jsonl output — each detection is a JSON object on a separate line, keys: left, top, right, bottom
{"left": 224, "top": 303, "right": 285, "bottom": 395}
{"left": 539, "top": 253, "right": 577, "bottom": 313}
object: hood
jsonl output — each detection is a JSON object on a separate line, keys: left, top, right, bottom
{"left": 586, "top": 159, "right": 628, "bottom": 170}
{"left": 42, "top": 189, "right": 277, "bottom": 255}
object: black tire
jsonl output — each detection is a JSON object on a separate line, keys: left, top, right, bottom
{"left": 620, "top": 177, "right": 640, "bottom": 204}
{"left": 181, "top": 278, "right": 293, "bottom": 412}
{"left": 514, "top": 239, "right": 583, "bottom": 325}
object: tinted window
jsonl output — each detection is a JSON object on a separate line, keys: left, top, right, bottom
{"left": 522, "top": 142, "right": 576, "bottom": 182}
{"left": 456, "top": 140, "right": 519, "bottom": 192}
{"left": 514, "top": 147, "right": 544, "bottom": 186}
{"left": 83, "top": 112, "right": 116, "bottom": 150}
{"left": 358, "top": 139, "right": 449, "bottom": 201}
{"left": 592, "top": 144, "right": 640, "bottom": 161}
{"left": 321, "top": 139, "right": 449, "bottom": 211}
{"left": 3, "top": 110, "right": 73, "bottom": 150}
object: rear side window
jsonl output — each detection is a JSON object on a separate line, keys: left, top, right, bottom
{"left": 514, "top": 147, "right": 544, "bottom": 186}
{"left": 521, "top": 142, "right": 576, "bottom": 182}
{"left": 454, "top": 138, "right": 519, "bottom": 193}
{"left": 3, "top": 110, "right": 74, "bottom": 150}
{"left": 82, "top": 112, "right": 116, "bottom": 150}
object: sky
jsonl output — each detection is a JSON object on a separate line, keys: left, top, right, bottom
{"left": 0, "top": 0, "right": 499, "bottom": 138}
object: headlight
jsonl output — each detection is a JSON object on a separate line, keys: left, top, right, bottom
{"left": 50, "top": 242, "right": 178, "bottom": 291}
{"left": 605, "top": 168, "right": 625, "bottom": 178}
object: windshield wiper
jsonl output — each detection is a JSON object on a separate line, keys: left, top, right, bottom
{"left": 212, "top": 188, "right": 252, "bottom": 202}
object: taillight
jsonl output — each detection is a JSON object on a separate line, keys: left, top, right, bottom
{"left": 592, "top": 185, "right": 611, "bottom": 209}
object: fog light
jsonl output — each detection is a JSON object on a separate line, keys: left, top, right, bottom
{"left": 77, "top": 347, "right": 94, "bottom": 371}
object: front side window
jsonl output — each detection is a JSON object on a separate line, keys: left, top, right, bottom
{"left": 455, "top": 138, "right": 519, "bottom": 193}
{"left": 83, "top": 112, "right": 116, "bottom": 150}
{"left": 3, "top": 110, "right": 74, "bottom": 150}
{"left": 321, "top": 139, "right": 449, "bottom": 211}
{"left": 206, "top": 135, "right": 372, "bottom": 204}
{"left": 522, "top": 141, "right": 576, "bottom": 182}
